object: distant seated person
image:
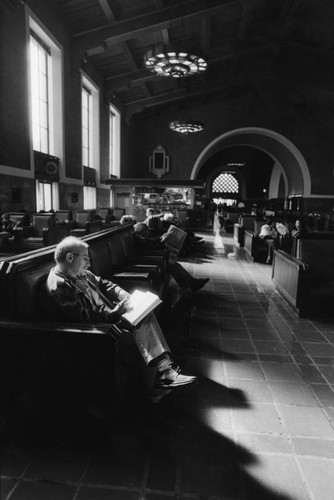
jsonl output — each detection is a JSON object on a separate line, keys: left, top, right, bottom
{"left": 259, "top": 219, "right": 277, "bottom": 264}
{"left": 144, "top": 211, "right": 203, "bottom": 255}
{"left": 291, "top": 219, "right": 308, "bottom": 238}
{"left": 45, "top": 236, "right": 198, "bottom": 403}
{"left": 143, "top": 208, "right": 163, "bottom": 227}
{"left": 0, "top": 212, "right": 19, "bottom": 249}
{"left": 133, "top": 222, "right": 209, "bottom": 293}
{"left": 1, "top": 212, "right": 19, "bottom": 234}
{"left": 120, "top": 215, "right": 138, "bottom": 226}
{"left": 264, "top": 209, "right": 275, "bottom": 217}
{"left": 275, "top": 221, "right": 289, "bottom": 236}
{"left": 275, "top": 220, "right": 290, "bottom": 252}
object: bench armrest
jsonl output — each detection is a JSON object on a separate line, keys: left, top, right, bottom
{"left": 0, "top": 319, "right": 123, "bottom": 340}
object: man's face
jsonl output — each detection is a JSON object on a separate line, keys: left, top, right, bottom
{"left": 69, "top": 248, "right": 90, "bottom": 276}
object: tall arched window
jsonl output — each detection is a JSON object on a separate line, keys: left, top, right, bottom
{"left": 212, "top": 173, "right": 239, "bottom": 194}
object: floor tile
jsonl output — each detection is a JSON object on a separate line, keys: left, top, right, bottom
{"left": 268, "top": 381, "right": 318, "bottom": 406}
{"left": 9, "top": 481, "right": 75, "bottom": 500}
{"left": 260, "top": 362, "right": 303, "bottom": 382}
{"left": 77, "top": 488, "right": 139, "bottom": 500}
{"left": 292, "top": 437, "right": 334, "bottom": 458}
{"left": 298, "top": 457, "right": 334, "bottom": 500}
{"left": 237, "top": 432, "right": 293, "bottom": 454}
{"left": 277, "top": 405, "right": 334, "bottom": 438}
{"left": 24, "top": 450, "right": 88, "bottom": 482}
{"left": 244, "top": 454, "right": 311, "bottom": 500}
{"left": 232, "top": 403, "right": 283, "bottom": 434}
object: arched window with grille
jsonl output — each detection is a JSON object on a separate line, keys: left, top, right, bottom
{"left": 212, "top": 172, "right": 239, "bottom": 195}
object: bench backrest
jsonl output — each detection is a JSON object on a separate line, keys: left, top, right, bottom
{"left": 8, "top": 212, "right": 30, "bottom": 226}
{"left": 239, "top": 215, "right": 256, "bottom": 230}
{"left": 75, "top": 210, "right": 92, "bottom": 227}
{"left": 253, "top": 220, "right": 264, "bottom": 236}
{"left": 55, "top": 210, "right": 72, "bottom": 223}
{"left": 225, "top": 213, "right": 239, "bottom": 222}
{"left": 96, "top": 208, "right": 111, "bottom": 220}
{"left": 0, "top": 225, "right": 134, "bottom": 321}
{"left": 32, "top": 214, "right": 55, "bottom": 237}
{"left": 297, "top": 239, "right": 334, "bottom": 282}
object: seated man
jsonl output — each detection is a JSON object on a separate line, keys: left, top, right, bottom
{"left": 259, "top": 218, "right": 277, "bottom": 264}
{"left": 0, "top": 212, "right": 20, "bottom": 249}
{"left": 133, "top": 222, "right": 209, "bottom": 293}
{"left": 45, "top": 236, "right": 197, "bottom": 403}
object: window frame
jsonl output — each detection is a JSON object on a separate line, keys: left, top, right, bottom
{"left": 81, "top": 74, "right": 99, "bottom": 210}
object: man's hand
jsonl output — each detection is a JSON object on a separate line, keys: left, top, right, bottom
{"left": 114, "top": 298, "right": 131, "bottom": 316}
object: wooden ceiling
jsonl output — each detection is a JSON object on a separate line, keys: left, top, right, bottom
{"left": 49, "top": 0, "right": 334, "bottom": 118}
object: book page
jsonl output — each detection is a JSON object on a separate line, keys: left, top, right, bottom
{"left": 121, "top": 289, "right": 162, "bottom": 326}
{"left": 161, "top": 225, "right": 187, "bottom": 263}
{"left": 162, "top": 225, "right": 187, "bottom": 250}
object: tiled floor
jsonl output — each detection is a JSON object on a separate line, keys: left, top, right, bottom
{"left": 2, "top": 228, "right": 334, "bottom": 500}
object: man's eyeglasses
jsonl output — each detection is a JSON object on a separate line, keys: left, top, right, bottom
{"left": 72, "top": 253, "right": 90, "bottom": 261}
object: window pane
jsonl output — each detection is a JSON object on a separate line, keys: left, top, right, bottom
{"left": 38, "top": 47, "right": 47, "bottom": 74}
{"left": 82, "top": 87, "right": 90, "bottom": 167}
{"left": 40, "top": 128, "right": 48, "bottom": 154}
{"left": 29, "top": 32, "right": 50, "bottom": 154}
{"left": 84, "top": 186, "right": 96, "bottom": 209}
{"left": 43, "top": 183, "right": 52, "bottom": 211}
{"left": 39, "top": 73, "right": 48, "bottom": 101}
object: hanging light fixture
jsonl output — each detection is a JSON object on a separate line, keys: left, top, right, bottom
{"left": 144, "top": 45, "right": 207, "bottom": 78}
{"left": 169, "top": 120, "right": 204, "bottom": 134}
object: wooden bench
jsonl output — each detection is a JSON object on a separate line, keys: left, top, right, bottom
{"left": 0, "top": 224, "right": 170, "bottom": 417}
{"left": 233, "top": 215, "right": 256, "bottom": 247}
{"left": 272, "top": 238, "right": 334, "bottom": 317}
{"left": 13, "top": 213, "right": 70, "bottom": 249}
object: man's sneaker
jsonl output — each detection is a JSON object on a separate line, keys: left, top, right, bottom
{"left": 191, "top": 277, "right": 209, "bottom": 293}
{"left": 155, "top": 364, "right": 198, "bottom": 389}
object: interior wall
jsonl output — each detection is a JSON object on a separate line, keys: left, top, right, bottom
{"left": 128, "top": 87, "right": 334, "bottom": 198}
{"left": 0, "top": 0, "right": 114, "bottom": 212}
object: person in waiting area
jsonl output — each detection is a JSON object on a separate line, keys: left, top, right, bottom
{"left": 133, "top": 222, "right": 209, "bottom": 293}
{"left": 0, "top": 212, "right": 20, "bottom": 249}
{"left": 291, "top": 219, "right": 308, "bottom": 238}
{"left": 120, "top": 215, "right": 138, "bottom": 226}
{"left": 1, "top": 212, "right": 19, "bottom": 234}
{"left": 45, "top": 236, "right": 197, "bottom": 403}
{"left": 259, "top": 218, "right": 277, "bottom": 264}
{"left": 275, "top": 221, "right": 289, "bottom": 236}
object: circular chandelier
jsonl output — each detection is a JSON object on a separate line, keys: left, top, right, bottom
{"left": 169, "top": 120, "right": 204, "bottom": 134}
{"left": 144, "top": 46, "right": 207, "bottom": 78}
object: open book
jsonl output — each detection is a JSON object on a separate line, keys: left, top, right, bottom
{"left": 161, "top": 224, "right": 187, "bottom": 264}
{"left": 121, "top": 289, "right": 162, "bottom": 326}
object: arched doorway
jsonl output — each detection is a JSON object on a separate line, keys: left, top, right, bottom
{"left": 191, "top": 127, "right": 311, "bottom": 198}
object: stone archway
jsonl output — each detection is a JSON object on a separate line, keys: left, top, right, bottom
{"left": 191, "top": 127, "right": 311, "bottom": 197}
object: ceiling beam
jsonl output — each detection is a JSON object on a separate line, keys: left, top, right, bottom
{"left": 154, "top": 0, "right": 170, "bottom": 45}
{"left": 72, "top": 0, "right": 237, "bottom": 53}
{"left": 238, "top": 0, "right": 253, "bottom": 39}
{"left": 124, "top": 77, "right": 254, "bottom": 115}
{"left": 201, "top": 14, "right": 211, "bottom": 53}
{"left": 96, "top": 0, "right": 151, "bottom": 98}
